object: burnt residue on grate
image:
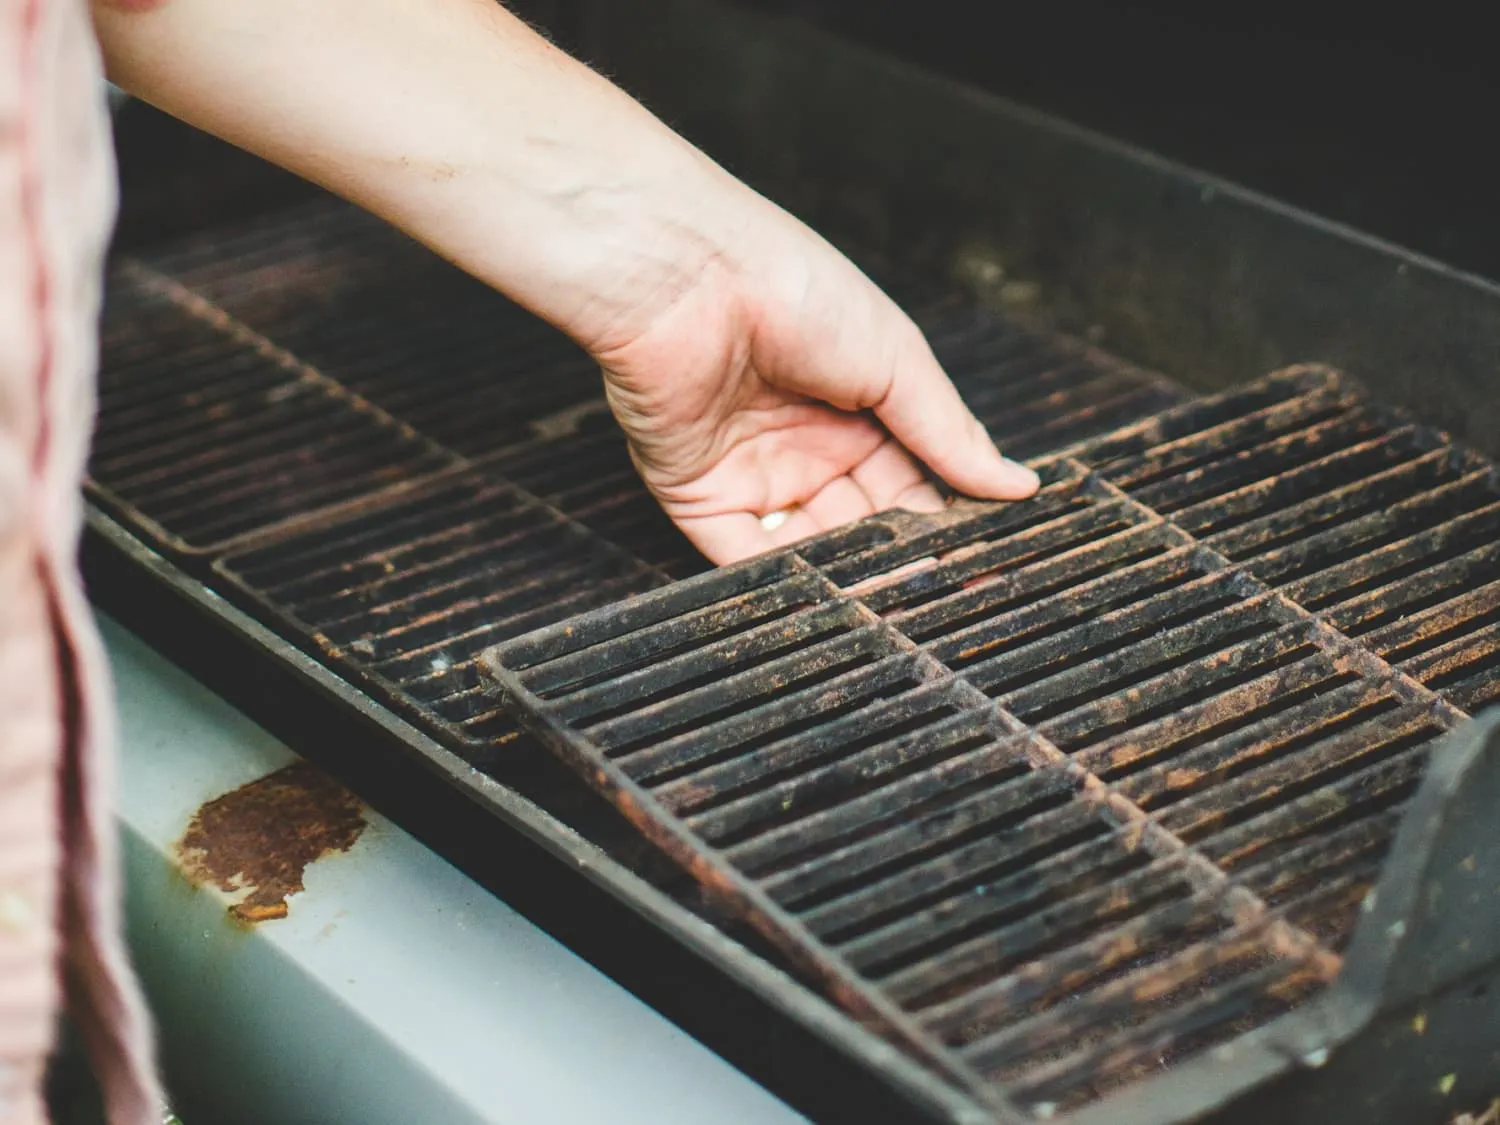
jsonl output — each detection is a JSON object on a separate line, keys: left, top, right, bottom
{"left": 483, "top": 366, "right": 1497, "bottom": 1116}
{"left": 94, "top": 265, "right": 458, "bottom": 553}
{"left": 131, "top": 202, "right": 609, "bottom": 455}
{"left": 212, "top": 464, "right": 668, "bottom": 747}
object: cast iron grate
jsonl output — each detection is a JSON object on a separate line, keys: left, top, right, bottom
{"left": 212, "top": 462, "right": 668, "bottom": 744}
{"left": 94, "top": 268, "right": 461, "bottom": 553}
{"left": 91, "top": 198, "right": 1182, "bottom": 569}
{"left": 91, "top": 196, "right": 1185, "bottom": 762}
{"left": 482, "top": 366, "right": 1498, "bottom": 1116}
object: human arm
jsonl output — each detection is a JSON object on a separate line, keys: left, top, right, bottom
{"left": 93, "top": 0, "right": 1039, "bottom": 562}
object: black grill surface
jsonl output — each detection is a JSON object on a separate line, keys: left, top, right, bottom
{"left": 91, "top": 196, "right": 1500, "bottom": 1121}
{"left": 484, "top": 367, "right": 1500, "bottom": 1116}
{"left": 93, "top": 198, "right": 1181, "bottom": 760}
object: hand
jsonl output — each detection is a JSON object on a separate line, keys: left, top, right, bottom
{"left": 582, "top": 178, "right": 1040, "bottom": 564}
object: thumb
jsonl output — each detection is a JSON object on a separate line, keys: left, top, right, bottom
{"left": 871, "top": 324, "right": 1040, "bottom": 501}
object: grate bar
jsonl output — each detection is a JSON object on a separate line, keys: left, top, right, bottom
{"left": 844, "top": 845, "right": 1184, "bottom": 983}
{"left": 765, "top": 769, "right": 1095, "bottom": 917}
{"left": 1127, "top": 409, "right": 1386, "bottom": 513}
{"left": 925, "top": 548, "right": 1209, "bottom": 669}
{"left": 117, "top": 259, "right": 457, "bottom": 461}
{"left": 584, "top": 625, "right": 905, "bottom": 751}
{"left": 1113, "top": 677, "right": 1407, "bottom": 807}
{"left": 1399, "top": 622, "right": 1500, "bottom": 687}
{"left": 955, "top": 920, "right": 1296, "bottom": 1075}
{"left": 1235, "top": 808, "right": 1402, "bottom": 904}
{"left": 1236, "top": 468, "right": 1499, "bottom": 582}
{"left": 1363, "top": 578, "right": 1500, "bottom": 660}
{"left": 1195, "top": 745, "right": 1432, "bottom": 870}
{"left": 1163, "top": 426, "right": 1429, "bottom": 537}
{"left": 617, "top": 651, "right": 926, "bottom": 781}
{"left": 671, "top": 684, "right": 988, "bottom": 830}
{"left": 1003, "top": 949, "right": 1335, "bottom": 1110}
{"left": 885, "top": 523, "right": 1180, "bottom": 643}
{"left": 1093, "top": 375, "right": 1358, "bottom": 488}
{"left": 1324, "top": 540, "right": 1500, "bottom": 638}
{"left": 1281, "top": 501, "right": 1500, "bottom": 610}
{"left": 990, "top": 593, "right": 1283, "bottom": 719}
{"left": 1205, "top": 448, "right": 1465, "bottom": 561}
{"left": 1151, "top": 702, "right": 1443, "bottom": 840}
{"left": 722, "top": 733, "right": 1038, "bottom": 880}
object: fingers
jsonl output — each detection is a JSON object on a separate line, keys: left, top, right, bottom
{"left": 675, "top": 507, "right": 824, "bottom": 565}
{"left": 671, "top": 474, "right": 878, "bottom": 565}
{"left": 675, "top": 511, "right": 777, "bottom": 565}
{"left": 670, "top": 438, "right": 972, "bottom": 566}
{"left": 871, "top": 329, "right": 1040, "bottom": 501}
{"left": 767, "top": 263, "right": 1040, "bottom": 504}
{"left": 850, "top": 439, "right": 944, "bottom": 513}
{"left": 801, "top": 475, "right": 875, "bottom": 530}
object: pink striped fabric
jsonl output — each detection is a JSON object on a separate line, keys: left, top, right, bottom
{"left": 2, "top": 0, "right": 161, "bottom": 1121}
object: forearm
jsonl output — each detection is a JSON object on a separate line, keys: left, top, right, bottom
{"left": 92, "top": 0, "right": 745, "bottom": 346}
{"left": 93, "top": 0, "right": 1038, "bottom": 564}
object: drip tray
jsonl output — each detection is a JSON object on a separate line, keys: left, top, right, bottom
{"left": 482, "top": 367, "right": 1500, "bottom": 1117}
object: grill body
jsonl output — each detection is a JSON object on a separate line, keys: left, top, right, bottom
{"left": 89, "top": 2, "right": 1500, "bottom": 1123}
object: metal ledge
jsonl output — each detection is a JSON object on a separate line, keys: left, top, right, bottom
{"left": 105, "top": 613, "right": 808, "bottom": 1125}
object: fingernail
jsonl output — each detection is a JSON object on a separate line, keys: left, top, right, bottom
{"left": 972, "top": 417, "right": 1040, "bottom": 497}
{"left": 995, "top": 455, "right": 1041, "bottom": 497}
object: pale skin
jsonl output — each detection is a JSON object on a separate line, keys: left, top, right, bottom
{"left": 92, "top": 0, "right": 1040, "bottom": 564}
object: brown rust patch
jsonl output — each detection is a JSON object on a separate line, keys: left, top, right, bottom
{"left": 177, "top": 763, "right": 366, "bottom": 924}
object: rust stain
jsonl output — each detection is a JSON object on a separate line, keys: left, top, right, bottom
{"left": 177, "top": 763, "right": 366, "bottom": 924}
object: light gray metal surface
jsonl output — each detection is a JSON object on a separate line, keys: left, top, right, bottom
{"left": 102, "top": 613, "right": 808, "bottom": 1125}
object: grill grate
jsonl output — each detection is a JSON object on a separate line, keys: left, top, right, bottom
{"left": 483, "top": 366, "right": 1496, "bottom": 1115}
{"left": 93, "top": 198, "right": 1180, "bottom": 572}
{"left": 93, "top": 195, "right": 1500, "bottom": 1119}
{"left": 213, "top": 463, "right": 668, "bottom": 745}
{"left": 95, "top": 264, "right": 460, "bottom": 552}
{"left": 92, "top": 196, "right": 1185, "bottom": 772}
{"left": 132, "top": 202, "right": 610, "bottom": 455}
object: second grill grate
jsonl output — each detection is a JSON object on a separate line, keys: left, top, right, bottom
{"left": 483, "top": 365, "right": 1498, "bottom": 1117}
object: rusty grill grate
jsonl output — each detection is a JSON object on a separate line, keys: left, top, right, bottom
{"left": 212, "top": 463, "right": 668, "bottom": 745}
{"left": 91, "top": 198, "right": 1183, "bottom": 761}
{"left": 483, "top": 366, "right": 1499, "bottom": 1115}
{"left": 92, "top": 200, "right": 1182, "bottom": 564}
{"left": 127, "top": 202, "right": 610, "bottom": 454}
{"left": 91, "top": 195, "right": 1500, "bottom": 1120}
{"left": 94, "top": 267, "right": 461, "bottom": 553}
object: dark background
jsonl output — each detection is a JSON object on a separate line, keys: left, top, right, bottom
{"left": 119, "top": 3, "right": 1500, "bottom": 285}
{"left": 733, "top": 1, "right": 1500, "bottom": 283}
